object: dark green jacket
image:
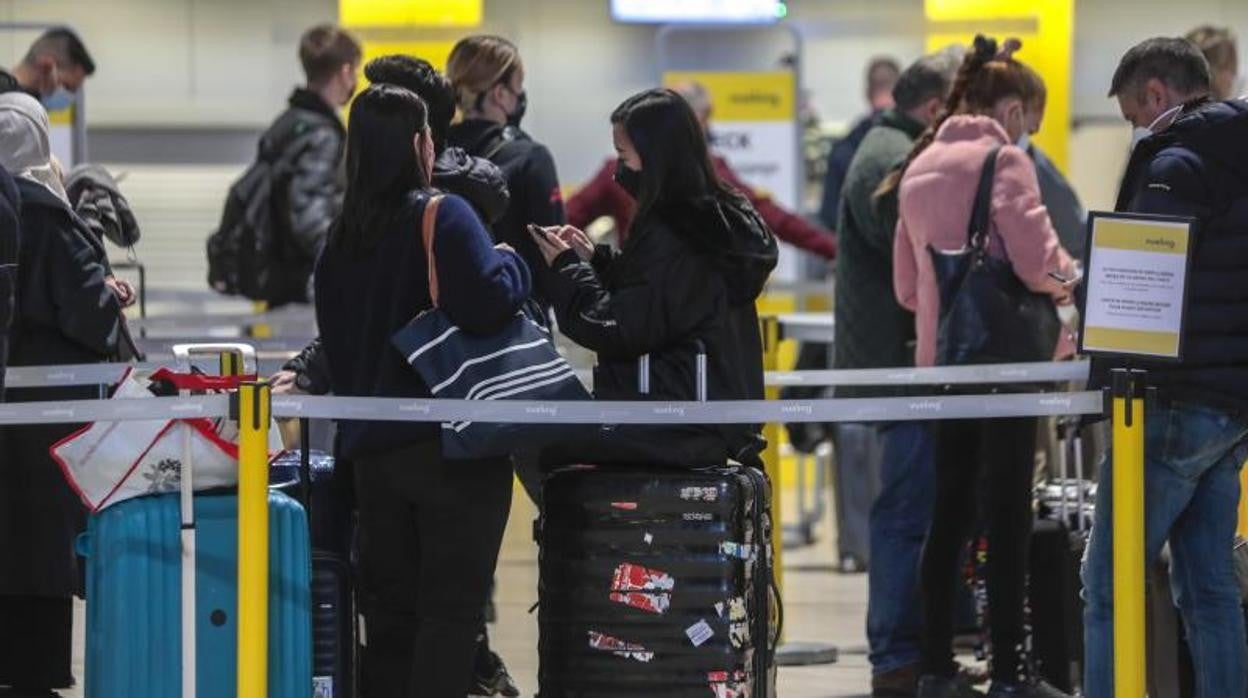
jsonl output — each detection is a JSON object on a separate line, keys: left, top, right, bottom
{"left": 833, "top": 110, "right": 925, "bottom": 397}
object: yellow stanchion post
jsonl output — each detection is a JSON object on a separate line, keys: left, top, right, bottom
{"left": 1111, "top": 368, "right": 1146, "bottom": 698}
{"left": 760, "top": 315, "right": 785, "bottom": 606}
{"left": 237, "top": 380, "right": 270, "bottom": 698}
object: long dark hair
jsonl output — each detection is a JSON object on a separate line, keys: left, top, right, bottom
{"left": 875, "top": 35, "right": 1043, "bottom": 200}
{"left": 610, "top": 88, "right": 733, "bottom": 237}
{"left": 331, "top": 83, "right": 431, "bottom": 254}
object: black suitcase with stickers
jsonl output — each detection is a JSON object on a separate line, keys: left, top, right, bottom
{"left": 536, "top": 349, "right": 779, "bottom": 697}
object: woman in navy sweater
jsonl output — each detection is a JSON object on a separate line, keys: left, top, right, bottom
{"left": 314, "top": 84, "right": 530, "bottom": 697}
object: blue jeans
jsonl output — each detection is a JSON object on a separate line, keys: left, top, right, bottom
{"left": 868, "top": 421, "right": 935, "bottom": 675}
{"left": 1082, "top": 402, "right": 1248, "bottom": 698}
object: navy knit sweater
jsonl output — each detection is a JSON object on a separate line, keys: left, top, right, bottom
{"left": 314, "top": 191, "right": 531, "bottom": 458}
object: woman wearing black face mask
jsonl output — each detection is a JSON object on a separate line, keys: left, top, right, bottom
{"left": 529, "top": 88, "right": 779, "bottom": 470}
{"left": 446, "top": 35, "right": 565, "bottom": 313}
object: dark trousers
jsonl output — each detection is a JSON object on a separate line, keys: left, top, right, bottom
{"left": 0, "top": 595, "right": 73, "bottom": 690}
{"left": 920, "top": 418, "right": 1037, "bottom": 683}
{"left": 354, "top": 439, "right": 513, "bottom": 698}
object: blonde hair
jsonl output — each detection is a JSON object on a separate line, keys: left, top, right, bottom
{"left": 445, "top": 35, "right": 522, "bottom": 115}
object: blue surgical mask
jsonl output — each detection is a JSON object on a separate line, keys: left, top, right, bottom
{"left": 41, "top": 87, "right": 74, "bottom": 113}
{"left": 1016, "top": 133, "right": 1031, "bottom": 151}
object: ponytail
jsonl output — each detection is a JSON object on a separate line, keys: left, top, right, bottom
{"left": 874, "top": 35, "right": 999, "bottom": 201}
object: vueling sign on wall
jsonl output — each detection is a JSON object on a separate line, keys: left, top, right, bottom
{"left": 662, "top": 71, "right": 798, "bottom": 212}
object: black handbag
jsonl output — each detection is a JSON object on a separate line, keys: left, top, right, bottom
{"left": 929, "top": 145, "right": 1061, "bottom": 367}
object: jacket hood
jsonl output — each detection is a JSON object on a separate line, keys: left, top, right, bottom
{"left": 1150, "top": 98, "right": 1248, "bottom": 183}
{"left": 446, "top": 119, "right": 530, "bottom": 157}
{"left": 433, "top": 147, "right": 511, "bottom": 225}
{"left": 666, "top": 191, "right": 778, "bottom": 305}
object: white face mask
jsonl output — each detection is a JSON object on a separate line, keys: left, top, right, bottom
{"left": 1016, "top": 133, "right": 1031, "bottom": 150}
{"left": 1143, "top": 103, "right": 1183, "bottom": 135}
{"left": 1130, "top": 103, "right": 1183, "bottom": 149}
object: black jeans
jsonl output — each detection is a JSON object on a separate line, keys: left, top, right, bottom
{"left": 354, "top": 439, "right": 513, "bottom": 698}
{"left": 920, "top": 417, "right": 1037, "bottom": 684}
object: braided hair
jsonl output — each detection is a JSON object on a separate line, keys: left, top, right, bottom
{"left": 874, "top": 35, "right": 1041, "bottom": 200}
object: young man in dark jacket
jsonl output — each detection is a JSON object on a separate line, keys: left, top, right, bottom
{"left": 818, "top": 57, "right": 900, "bottom": 232}
{"left": 1083, "top": 38, "right": 1248, "bottom": 698}
{"left": 0, "top": 27, "right": 95, "bottom": 106}
{"left": 253, "top": 24, "right": 359, "bottom": 304}
{"left": 273, "top": 55, "right": 521, "bottom": 698}
{"left": 833, "top": 52, "right": 958, "bottom": 698}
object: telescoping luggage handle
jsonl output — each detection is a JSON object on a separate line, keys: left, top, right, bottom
{"left": 1056, "top": 416, "right": 1088, "bottom": 534}
{"left": 169, "top": 343, "right": 257, "bottom": 698}
{"left": 637, "top": 339, "right": 708, "bottom": 401}
{"left": 172, "top": 343, "right": 258, "bottom": 376}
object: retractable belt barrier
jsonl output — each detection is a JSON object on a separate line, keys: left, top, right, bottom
{"left": 0, "top": 390, "right": 1103, "bottom": 426}
{"left": 5, "top": 360, "right": 1094, "bottom": 390}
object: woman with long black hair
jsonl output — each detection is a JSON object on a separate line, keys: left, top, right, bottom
{"left": 529, "top": 88, "right": 777, "bottom": 469}
{"left": 313, "top": 83, "right": 530, "bottom": 697}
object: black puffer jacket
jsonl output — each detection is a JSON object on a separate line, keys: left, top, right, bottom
{"left": 547, "top": 191, "right": 778, "bottom": 466}
{"left": 1093, "top": 99, "right": 1248, "bottom": 413}
{"left": 284, "top": 149, "right": 511, "bottom": 394}
{"left": 251, "top": 89, "right": 345, "bottom": 305}
{"left": 447, "top": 120, "right": 564, "bottom": 310}
{"left": 1, "top": 178, "right": 120, "bottom": 597}
{"left": 0, "top": 168, "right": 18, "bottom": 399}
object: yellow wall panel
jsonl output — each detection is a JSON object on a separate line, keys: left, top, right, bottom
{"left": 925, "top": 0, "right": 1074, "bottom": 173}
{"left": 340, "top": 0, "right": 482, "bottom": 28}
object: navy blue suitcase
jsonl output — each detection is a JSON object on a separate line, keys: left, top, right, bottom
{"left": 272, "top": 425, "right": 356, "bottom": 698}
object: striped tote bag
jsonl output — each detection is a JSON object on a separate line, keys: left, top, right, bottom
{"left": 390, "top": 195, "right": 590, "bottom": 459}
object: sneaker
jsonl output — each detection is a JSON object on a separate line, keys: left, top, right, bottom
{"left": 916, "top": 674, "right": 985, "bottom": 698}
{"left": 872, "top": 663, "right": 920, "bottom": 697}
{"left": 839, "top": 554, "right": 867, "bottom": 574}
{"left": 468, "top": 650, "right": 521, "bottom": 697}
{"left": 985, "top": 679, "right": 1071, "bottom": 698}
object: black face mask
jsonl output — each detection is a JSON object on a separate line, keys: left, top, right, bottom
{"left": 613, "top": 161, "right": 641, "bottom": 198}
{"left": 506, "top": 90, "right": 527, "bottom": 128}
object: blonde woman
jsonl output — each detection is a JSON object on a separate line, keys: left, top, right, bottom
{"left": 446, "top": 35, "right": 564, "bottom": 312}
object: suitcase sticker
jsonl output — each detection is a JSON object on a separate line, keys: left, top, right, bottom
{"left": 588, "top": 630, "right": 654, "bottom": 663}
{"left": 609, "top": 562, "right": 675, "bottom": 615}
{"left": 708, "top": 670, "right": 750, "bottom": 698}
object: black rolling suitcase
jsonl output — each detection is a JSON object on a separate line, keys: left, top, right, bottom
{"left": 272, "top": 419, "right": 357, "bottom": 698}
{"left": 1028, "top": 417, "right": 1091, "bottom": 694}
{"left": 537, "top": 349, "right": 780, "bottom": 697}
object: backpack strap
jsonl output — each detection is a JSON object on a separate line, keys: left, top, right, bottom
{"left": 421, "top": 195, "right": 445, "bottom": 308}
{"left": 966, "top": 145, "right": 1003, "bottom": 249}
{"left": 479, "top": 126, "right": 520, "bottom": 161}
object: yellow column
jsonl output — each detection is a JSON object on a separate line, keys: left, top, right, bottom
{"left": 237, "top": 381, "right": 271, "bottom": 698}
{"left": 924, "top": 0, "right": 1075, "bottom": 173}
{"left": 760, "top": 316, "right": 785, "bottom": 619}
{"left": 1237, "top": 466, "right": 1248, "bottom": 537}
{"left": 1110, "top": 369, "right": 1146, "bottom": 698}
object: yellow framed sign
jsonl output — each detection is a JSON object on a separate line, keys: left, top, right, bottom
{"left": 1079, "top": 211, "right": 1195, "bottom": 361}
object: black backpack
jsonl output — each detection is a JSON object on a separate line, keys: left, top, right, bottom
{"left": 206, "top": 115, "right": 313, "bottom": 303}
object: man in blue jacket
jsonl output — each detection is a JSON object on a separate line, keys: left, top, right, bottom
{"left": 1083, "top": 37, "right": 1248, "bottom": 698}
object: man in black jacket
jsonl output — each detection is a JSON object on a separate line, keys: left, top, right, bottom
{"left": 833, "top": 52, "right": 958, "bottom": 698}
{"left": 257, "top": 25, "right": 360, "bottom": 304}
{"left": 1083, "top": 38, "right": 1248, "bottom": 698}
{"left": 273, "top": 55, "right": 520, "bottom": 698}
{"left": 0, "top": 27, "right": 95, "bottom": 106}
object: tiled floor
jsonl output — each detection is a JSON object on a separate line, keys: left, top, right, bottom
{"left": 65, "top": 487, "right": 873, "bottom": 697}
